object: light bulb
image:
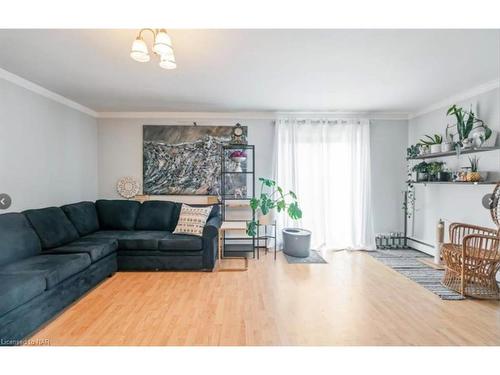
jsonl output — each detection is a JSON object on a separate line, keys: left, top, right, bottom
{"left": 130, "top": 37, "right": 150, "bottom": 62}
{"left": 153, "top": 29, "right": 173, "bottom": 56}
{"left": 159, "top": 54, "right": 176, "bottom": 70}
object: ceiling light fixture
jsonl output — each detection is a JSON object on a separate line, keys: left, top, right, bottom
{"left": 130, "top": 29, "right": 176, "bottom": 69}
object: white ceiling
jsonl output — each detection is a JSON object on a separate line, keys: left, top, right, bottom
{"left": 0, "top": 29, "right": 498, "bottom": 113}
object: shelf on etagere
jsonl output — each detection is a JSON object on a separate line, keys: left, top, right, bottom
{"left": 410, "top": 180, "right": 499, "bottom": 185}
{"left": 222, "top": 171, "right": 254, "bottom": 174}
{"left": 409, "top": 146, "right": 500, "bottom": 160}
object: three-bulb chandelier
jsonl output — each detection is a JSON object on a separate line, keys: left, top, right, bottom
{"left": 130, "top": 29, "right": 176, "bottom": 70}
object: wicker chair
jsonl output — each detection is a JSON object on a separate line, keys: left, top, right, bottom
{"left": 441, "top": 223, "right": 500, "bottom": 299}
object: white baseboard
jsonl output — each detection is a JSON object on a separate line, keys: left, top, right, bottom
{"left": 407, "top": 238, "right": 435, "bottom": 256}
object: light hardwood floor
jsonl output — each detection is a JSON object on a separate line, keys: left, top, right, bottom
{"left": 29, "top": 251, "right": 500, "bottom": 345}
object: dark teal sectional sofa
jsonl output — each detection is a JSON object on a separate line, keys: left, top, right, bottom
{"left": 0, "top": 199, "right": 221, "bottom": 344}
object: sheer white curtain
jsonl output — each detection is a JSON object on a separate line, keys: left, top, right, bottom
{"left": 272, "top": 118, "right": 375, "bottom": 250}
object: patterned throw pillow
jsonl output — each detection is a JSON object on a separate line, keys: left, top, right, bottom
{"left": 173, "top": 204, "right": 212, "bottom": 236}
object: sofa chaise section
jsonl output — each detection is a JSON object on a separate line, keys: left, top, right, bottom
{"left": 0, "top": 209, "right": 117, "bottom": 344}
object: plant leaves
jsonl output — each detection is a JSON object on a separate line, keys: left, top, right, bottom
{"left": 246, "top": 221, "right": 257, "bottom": 237}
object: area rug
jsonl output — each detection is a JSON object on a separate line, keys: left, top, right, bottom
{"left": 367, "top": 249, "right": 465, "bottom": 300}
{"left": 284, "top": 250, "right": 327, "bottom": 264}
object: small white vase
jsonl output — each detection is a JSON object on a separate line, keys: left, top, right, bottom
{"left": 230, "top": 156, "right": 246, "bottom": 172}
{"left": 462, "top": 138, "right": 472, "bottom": 149}
{"left": 430, "top": 144, "right": 441, "bottom": 153}
{"left": 441, "top": 142, "right": 453, "bottom": 153}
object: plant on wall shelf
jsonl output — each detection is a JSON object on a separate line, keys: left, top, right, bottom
{"left": 406, "top": 144, "right": 420, "bottom": 159}
{"left": 446, "top": 104, "right": 491, "bottom": 148}
{"left": 467, "top": 156, "right": 481, "bottom": 182}
{"left": 427, "top": 161, "right": 444, "bottom": 180}
{"left": 246, "top": 178, "right": 302, "bottom": 237}
{"left": 418, "top": 134, "right": 443, "bottom": 146}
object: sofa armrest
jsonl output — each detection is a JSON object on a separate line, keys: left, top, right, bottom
{"left": 202, "top": 215, "right": 221, "bottom": 239}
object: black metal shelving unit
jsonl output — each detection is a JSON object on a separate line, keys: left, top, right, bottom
{"left": 220, "top": 144, "right": 256, "bottom": 259}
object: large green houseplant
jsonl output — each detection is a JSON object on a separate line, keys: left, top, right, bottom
{"left": 246, "top": 178, "right": 302, "bottom": 236}
{"left": 446, "top": 104, "right": 491, "bottom": 147}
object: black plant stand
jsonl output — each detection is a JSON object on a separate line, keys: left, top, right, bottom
{"left": 256, "top": 221, "right": 278, "bottom": 260}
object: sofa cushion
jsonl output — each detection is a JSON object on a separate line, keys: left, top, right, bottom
{"left": 135, "top": 200, "right": 181, "bottom": 232}
{"left": 44, "top": 238, "right": 118, "bottom": 262}
{"left": 158, "top": 234, "right": 203, "bottom": 251}
{"left": 0, "top": 273, "right": 47, "bottom": 316}
{"left": 95, "top": 200, "right": 141, "bottom": 230}
{"left": 173, "top": 204, "right": 212, "bottom": 236}
{"left": 0, "top": 253, "right": 91, "bottom": 289}
{"left": 61, "top": 201, "right": 100, "bottom": 236}
{"left": 24, "top": 207, "right": 80, "bottom": 249}
{"left": 0, "top": 213, "right": 42, "bottom": 267}
{"left": 84, "top": 230, "right": 170, "bottom": 250}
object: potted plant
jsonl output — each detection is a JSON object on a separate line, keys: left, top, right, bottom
{"left": 441, "top": 126, "right": 455, "bottom": 152}
{"left": 437, "top": 167, "right": 451, "bottom": 182}
{"left": 412, "top": 161, "right": 430, "bottom": 182}
{"left": 246, "top": 178, "right": 302, "bottom": 236}
{"left": 428, "top": 161, "right": 444, "bottom": 181}
{"left": 467, "top": 156, "right": 481, "bottom": 182}
{"left": 446, "top": 104, "right": 492, "bottom": 150}
{"left": 406, "top": 144, "right": 420, "bottom": 159}
{"left": 418, "top": 134, "right": 443, "bottom": 154}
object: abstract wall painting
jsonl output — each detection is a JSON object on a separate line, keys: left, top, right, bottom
{"left": 143, "top": 125, "right": 248, "bottom": 195}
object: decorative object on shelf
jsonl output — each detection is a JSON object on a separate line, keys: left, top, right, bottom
{"left": 230, "top": 123, "right": 247, "bottom": 145}
{"left": 246, "top": 178, "right": 302, "bottom": 237}
{"left": 143, "top": 125, "right": 247, "bottom": 195}
{"left": 130, "top": 28, "right": 176, "bottom": 69}
{"left": 419, "top": 144, "right": 430, "bottom": 155}
{"left": 116, "top": 176, "right": 140, "bottom": 198}
{"left": 412, "top": 161, "right": 429, "bottom": 182}
{"left": 446, "top": 104, "right": 492, "bottom": 150}
{"left": 441, "top": 141, "right": 454, "bottom": 153}
{"left": 462, "top": 138, "right": 472, "bottom": 149}
{"left": 233, "top": 186, "right": 247, "bottom": 198}
{"left": 467, "top": 156, "right": 481, "bottom": 182}
{"left": 229, "top": 150, "right": 247, "bottom": 172}
{"left": 437, "top": 169, "right": 451, "bottom": 182}
{"left": 418, "top": 134, "right": 443, "bottom": 153}
{"left": 428, "top": 161, "right": 444, "bottom": 181}
{"left": 441, "top": 127, "right": 455, "bottom": 152}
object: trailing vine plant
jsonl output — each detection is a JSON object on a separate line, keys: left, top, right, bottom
{"left": 405, "top": 146, "right": 417, "bottom": 219}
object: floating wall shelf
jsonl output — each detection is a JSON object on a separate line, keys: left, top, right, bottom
{"left": 409, "top": 146, "right": 500, "bottom": 160}
{"left": 411, "top": 181, "right": 499, "bottom": 186}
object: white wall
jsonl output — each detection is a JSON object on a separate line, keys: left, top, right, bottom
{"left": 97, "top": 116, "right": 408, "bottom": 235}
{"left": 0, "top": 78, "right": 98, "bottom": 212}
{"left": 370, "top": 120, "right": 409, "bottom": 235}
{"left": 97, "top": 117, "right": 275, "bottom": 199}
{"left": 408, "top": 87, "right": 500, "bottom": 254}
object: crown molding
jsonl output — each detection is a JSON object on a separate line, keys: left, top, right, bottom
{"left": 97, "top": 110, "right": 410, "bottom": 120}
{"left": 409, "top": 79, "right": 500, "bottom": 120}
{"left": 0, "top": 68, "right": 98, "bottom": 117}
